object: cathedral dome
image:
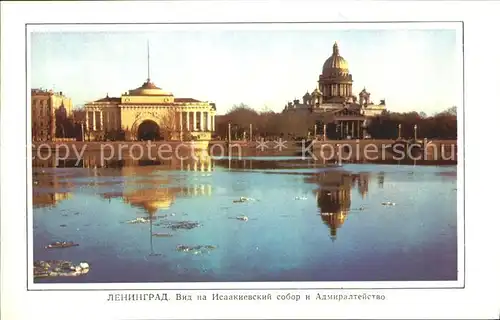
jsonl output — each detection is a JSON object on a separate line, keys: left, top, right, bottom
{"left": 322, "top": 42, "right": 349, "bottom": 74}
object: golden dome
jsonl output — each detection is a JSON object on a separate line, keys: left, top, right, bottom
{"left": 322, "top": 42, "right": 349, "bottom": 73}
{"left": 128, "top": 79, "right": 172, "bottom": 96}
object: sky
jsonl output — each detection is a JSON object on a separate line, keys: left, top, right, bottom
{"left": 30, "top": 27, "right": 460, "bottom": 115}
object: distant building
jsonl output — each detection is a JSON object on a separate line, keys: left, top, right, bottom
{"left": 83, "top": 45, "right": 216, "bottom": 142}
{"left": 83, "top": 79, "right": 216, "bottom": 141}
{"left": 31, "top": 89, "right": 72, "bottom": 141}
{"left": 283, "top": 42, "right": 386, "bottom": 139}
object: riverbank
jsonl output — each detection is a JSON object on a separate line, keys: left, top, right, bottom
{"left": 31, "top": 139, "right": 458, "bottom": 162}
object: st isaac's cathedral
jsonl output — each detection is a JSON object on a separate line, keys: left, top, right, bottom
{"left": 283, "top": 42, "right": 386, "bottom": 139}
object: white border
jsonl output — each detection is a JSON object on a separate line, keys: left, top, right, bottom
{"left": 2, "top": 1, "right": 500, "bottom": 319}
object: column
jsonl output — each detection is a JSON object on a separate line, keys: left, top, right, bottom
{"left": 186, "top": 111, "right": 190, "bottom": 131}
{"left": 85, "top": 111, "right": 89, "bottom": 131}
{"left": 351, "top": 121, "right": 355, "bottom": 138}
{"left": 340, "top": 121, "right": 343, "bottom": 139}
{"left": 211, "top": 114, "right": 215, "bottom": 132}
{"left": 114, "top": 112, "right": 118, "bottom": 130}
{"left": 179, "top": 111, "right": 183, "bottom": 133}
{"left": 92, "top": 110, "right": 96, "bottom": 131}
{"left": 357, "top": 121, "right": 361, "bottom": 138}
{"left": 207, "top": 114, "right": 211, "bottom": 131}
{"left": 200, "top": 111, "right": 205, "bottom": 131}
{"left": 100, "top": 111, "right": 104, "bottom": 131}
{"left": 193, "top": 111, "right": 198, "bottom": 131}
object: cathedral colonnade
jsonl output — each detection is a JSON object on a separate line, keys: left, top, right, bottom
{"left": 331, "top": 119, "right": 365, "bottom": 139}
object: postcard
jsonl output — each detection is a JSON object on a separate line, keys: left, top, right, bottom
{"left": 1, "top": 1, "right": 499, "bottom": 319}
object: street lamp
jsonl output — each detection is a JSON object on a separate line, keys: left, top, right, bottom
{"left": 81, "top": 122, "right": 85, "bottom": 142}
{"left": 398, "top": 124, "right": 401, "bottom": 139}
{"left": 413, "top": 124, "right": 418, "bottom": 141}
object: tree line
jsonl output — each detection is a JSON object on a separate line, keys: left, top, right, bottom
{"left": 367, "top": 106, "right": 457, "bottom": 139}
{"left": 214, "top": 104, "right": 457, "bottom": 140}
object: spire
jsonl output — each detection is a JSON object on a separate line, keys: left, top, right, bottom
{"left": 147, "top": 40, "right": 150, "bottom": 82}
{"left": 333, "top": 41, "right": 339, "bottom": 56}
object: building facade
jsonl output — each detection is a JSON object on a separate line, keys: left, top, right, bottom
{"left": 31, "top": 89, "right": 73, "bottom": 141}
{"left": 83, "top": 78, "right": 216, "bottom": 141}
{"left": 283, "top": 42, "right": 386, "bottom": 139}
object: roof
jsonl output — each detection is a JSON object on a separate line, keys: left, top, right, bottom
{"left": 140, "top": 81, "right": 162, "bottom": 90}
{"left": 174, "top": 98, "right": 201, "bottom": 103}
{"left": 128, "top": 79, "right": 172, "bottom": 96}
{"left": 95, "top": 96, "right": 121, "bottom": 103}
{"left": 72, "top": 110, "right": 86, "bottom": 121}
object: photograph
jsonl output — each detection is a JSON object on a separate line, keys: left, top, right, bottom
{"left": 29, "top": 23, "right": 461, "bottom": 285}
{"left": 4, "top": 1, "right": 500, "bottom": 319}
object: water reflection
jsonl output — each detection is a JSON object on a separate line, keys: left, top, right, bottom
{"left": 105, "top": 160, "right": 212, "bottom": 214}
{"left": 32, "top": 151, "right": 215, "bottom": 171}
{"left": 307, "top": 171, "right": 371, "bottom": 239}
{"left": 33, "top": 169, "right": 74, "bottom": 208}
{"left": 33, "top": 153, "right": 214, "bottom": 213}
{"left": 33, "top": 192, "right": 72, "bottom": 208}
{"left": 32, "top": 152, "right": 457, "bottom": 282}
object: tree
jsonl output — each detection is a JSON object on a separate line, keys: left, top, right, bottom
{"left": 159, "top": 109, "right": 178, "bottom": 140}
{"left": 367, "top": 107, "right": 457, "bottom": 139}
{"left": 437, "top": 106, "right": 457, "bottom": 117}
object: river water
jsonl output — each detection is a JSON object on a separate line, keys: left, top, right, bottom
{"left": 32, "top": 155, "right": 457, "bottom": 283}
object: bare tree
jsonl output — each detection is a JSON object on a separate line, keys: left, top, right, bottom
{"left": 159, "top": 109, "right": 178, "bottom": 140}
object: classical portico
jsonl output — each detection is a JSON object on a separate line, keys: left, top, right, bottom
{"left": 329, "top": 108, "right": 366, "bottom": 139}
{"left": 84, "top": 79, "right": 216, "bottom": 141}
